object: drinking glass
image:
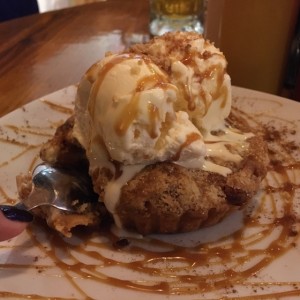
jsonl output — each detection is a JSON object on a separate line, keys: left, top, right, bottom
{"left": 149, "top": 0, "right": 205, "bottom": 36}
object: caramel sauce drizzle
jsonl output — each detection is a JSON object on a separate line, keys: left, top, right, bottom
{"left": 4, "top": 125, "right": 54, "bottom": 138}
{"left": 42, "top": 100, "right": 74, "bottom": 115}
{"left": 179, "top": 50, "right": 228, "bottom": 114}
{"left": 0, "top": 292, "right": 75, "bottom": 300}
{"left": 0, "top": 96, "right": 300, "bottom": 299}
{"left": 172, "top": 132, "right": 201, "bottom": 161}
{"left": 0, "top": 145, "right": 39, "bottom": 168}
{"left": 87, "top": 54, "right": 131, "bottom": 118}
{"left": 114, "top": 60, "right": 173, "bottom": 139}
{"left": 147, "top": 102, "right": 160, "bottom": 139}
{"left": 114, "top": 92, "right": 140, "bottom": 136}
{"left": 87, "top": 53, "right": 174, "bottom": 140}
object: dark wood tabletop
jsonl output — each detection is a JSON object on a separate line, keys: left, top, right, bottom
{"left": 0, "top": 0, "right": 150, "bottom": 117}
{"left": 1, "top": 0, "right": 299, "bottom": 118}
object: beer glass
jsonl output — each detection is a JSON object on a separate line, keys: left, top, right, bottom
{"left": 149, "top": 0, "right": 205, "bottom": 36}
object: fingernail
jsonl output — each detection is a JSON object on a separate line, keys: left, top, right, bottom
{"left": 0, "top": 205, "right": 33, "bottom": 222}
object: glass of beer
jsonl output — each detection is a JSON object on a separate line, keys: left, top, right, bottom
{"left": 149, "top": 0, "right": 205, "bottom": 36}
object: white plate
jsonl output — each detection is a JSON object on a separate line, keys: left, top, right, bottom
{"left": 0, "top": 86, "right": 299, "bottom": 300}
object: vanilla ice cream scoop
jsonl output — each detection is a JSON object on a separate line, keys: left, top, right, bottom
{"left": 130, "top": 31, "right": 232, "bottom": 134}
{"left": 75, "top": 32, "right": 234, "bottom": 169}
{"left": 75, "top": 51, "right": 207, "bottom": 167}
{"left": 74, "top": 32, "right": 250, "bottom": 175}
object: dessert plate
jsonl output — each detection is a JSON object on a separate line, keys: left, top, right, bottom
{"left": 0, "top": 85, "right": 299, "bottom": 299}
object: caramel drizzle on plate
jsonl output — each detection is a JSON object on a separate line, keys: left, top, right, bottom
{"left": 0, "top": 98, "right": 300, "bottom": 299}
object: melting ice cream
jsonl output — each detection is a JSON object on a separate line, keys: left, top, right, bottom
{"left": 73, "top": 32, "right": 251, "bottom": 223}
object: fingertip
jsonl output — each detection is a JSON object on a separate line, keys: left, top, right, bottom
{"left": 0, "top": 211, "right": 29, "bottom": 241}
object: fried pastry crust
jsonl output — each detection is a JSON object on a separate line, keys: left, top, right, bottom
{"left": 32, "top": 112, "right": 269, "bottom": 236}
{"left": 40, "top": 116, "right": 88, "bottom": 169}
{"left": 91, "top": 135, "right": 268, "bottom": 235}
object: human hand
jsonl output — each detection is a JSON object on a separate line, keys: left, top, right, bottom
{"left": 0, "top": 205, "right": 33, "bottom": 241}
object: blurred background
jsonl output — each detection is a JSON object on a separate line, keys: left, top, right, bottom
{"left": 205, "top": 0, "right": 300, "bottom": 101}
{"left": 0, "top": 0, "right": 299, "bottom": 101}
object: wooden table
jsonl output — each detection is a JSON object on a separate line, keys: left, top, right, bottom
{"left": 0, "top": 0, "right": 149, "bottom": 117}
